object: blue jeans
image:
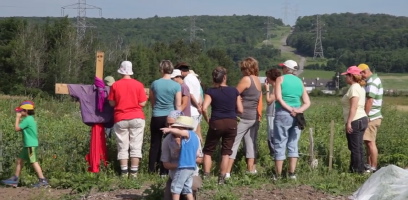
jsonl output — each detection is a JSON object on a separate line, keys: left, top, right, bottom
{"left": 171, "top": 168, "right": 194, "bottom": 194}
{"left": 273, "top": 108, "right": 301, "bottom": 160}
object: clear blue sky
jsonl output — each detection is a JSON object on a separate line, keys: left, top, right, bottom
{"left": 0, "top": 0, "right": 407, "bottom": 25}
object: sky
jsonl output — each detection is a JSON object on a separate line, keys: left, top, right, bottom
{"left": 0, "top": 0, "right": 407, "bottom": 25}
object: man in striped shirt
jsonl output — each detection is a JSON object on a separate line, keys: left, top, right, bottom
{"left": 358, "top": 63, "right": 383, "bottom": 173}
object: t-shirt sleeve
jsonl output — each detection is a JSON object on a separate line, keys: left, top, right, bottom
{"left": 138, "top": 82, "right": 148, "bottom": 102}
{"left": 182, "top": 84, "right": 190, "bottom": 97}
{"left": 160, "top": 136, "right": 171, "bottom": 163}
{"left": 19, "top": 117, "right": 30, "bottom": 129}
{"left": 365, "top": 83, "right": 378, "bottom": 99}
{"left": 347, "top": 84, "right": 361, "bottom": 99}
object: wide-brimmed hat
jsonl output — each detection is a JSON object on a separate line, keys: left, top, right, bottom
{"left": 170, "top": 69, "right": 182, "bottom": 78}
{"left": 341, "top": 66, "right": 362, "bottom": 75}
{"left": 104, "top": 76, "right": 115, "bottom": 86}
{"left": 15, "top": 100, "right": 35, "bottom": 112}
{"left": 172, "top": 116, "right": 194, "bottom": 130}
{"left": 117, "top": 61, "right": 134, "bottom": 75}
{"left": 279, "top": 60, "right": 299, "bottom": 70}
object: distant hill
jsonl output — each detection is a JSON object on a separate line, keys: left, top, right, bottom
{"left": 287, "top": 13, "right": 408, "bottom": 73}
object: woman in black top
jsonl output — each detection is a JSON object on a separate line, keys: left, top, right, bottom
{"left": 202, "top": 67, "right": 243, "bottom": 184}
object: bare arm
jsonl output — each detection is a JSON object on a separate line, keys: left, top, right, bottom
{"left": 161, "top": 127, "right": 190, "bottom": 138}
{"left": 202, "top": 94, "right": 212, "bottom": 124}
{"left": 175, "top": 91, "right": 182, "bottom": 111}
{"left": 236, "top": 95, "right": 243, "bottom": 114}
{"left": 236, "top": 76, "right": 250, "bottom": 94}
{"left": 139, "top": 101, "right": 147, "bottom": 107}
{"left": 163, "top": 162, "right": 178, "bottom": 170}
{"left": 109, "top": 100, "right": 116, "bottom": 107}
{"left": 295, "top": 86, "right": 311, "bottom": 113}
{"left": 365, "top": 97, "right": 373, "bottom": 115}
{"left": 149, "top": 90, "right": 155, "bottom": 108}
{"left": 181, "top": 95, "right": 189, "bottom": 111}
{"left": 15, "top": 114, "right": 22, "bottom": 131}
{"left": 346, "top": 96, "right": 359, "bottom": 134}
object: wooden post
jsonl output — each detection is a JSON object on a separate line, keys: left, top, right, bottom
{"left": 329, "top": 120, "right": 335, "bottom": 171}
{"left": 308, "top": 127, "right": 315, "bottom": 168}
{"left": 55, "top": 51, "right": 104, "bottom": 94}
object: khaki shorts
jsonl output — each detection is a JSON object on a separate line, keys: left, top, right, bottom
{"left": 363, "top": 118, "right": 382, "bottom": 142}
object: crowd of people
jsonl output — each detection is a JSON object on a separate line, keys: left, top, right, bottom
{"left": 1, "top": 58, "right": 383, "bottom": 200}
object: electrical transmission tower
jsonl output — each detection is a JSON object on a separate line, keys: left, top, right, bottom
{"left": 184, "top": 16, "right": 204, "bottom": 44}
{"left": 282, "top": 0, "right": 290, "bottom": 25}
{"left": 266, "top": 17, "right": 274, "bottom": 41}
{"left": 313, "top": 15, "right": 324, "bottom": 59}
{"left": 61, "top": 0, "right": 102, "bottom": 41}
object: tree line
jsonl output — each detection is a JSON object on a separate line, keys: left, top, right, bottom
{"left": 288, "top": 13, "right": 408, "bottom": 73}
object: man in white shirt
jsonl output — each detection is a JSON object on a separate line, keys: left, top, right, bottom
{"left": 175, "top": 62, "right": 203, "bottom": 141}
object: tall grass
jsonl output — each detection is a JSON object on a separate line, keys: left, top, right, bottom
{"left": 1, "top": 96, "right": 407, "bottom": 198}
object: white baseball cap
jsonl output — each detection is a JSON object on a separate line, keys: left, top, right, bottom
{"left": 279, "top": 60, "right": 298, "bottom": 70}
{"left": 170, "top": 69, "right": 182, "bottom": 78}
{"left": 117, "top": 61, "right": 134, "bottom": 75}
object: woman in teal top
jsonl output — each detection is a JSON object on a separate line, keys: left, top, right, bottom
{"left": 273, "top": 60, "right": 311, "bottom": 180}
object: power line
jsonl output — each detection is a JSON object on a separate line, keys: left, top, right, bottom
{"left": 313, "top": 15, "right": 324, "bottom": 59}
{"left": 61, "top": 0, "right": 102, "bottom": 42}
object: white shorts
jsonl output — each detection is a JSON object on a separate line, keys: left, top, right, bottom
{"left": 191, "top": 115, "right": 202, "bottom": 131}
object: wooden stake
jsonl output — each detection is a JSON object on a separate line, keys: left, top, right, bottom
{"left": 309, "top": 127, "right": 314, "bottom": 167}
{"left": 329, "top": 120, "right": 335, "bottom": 170}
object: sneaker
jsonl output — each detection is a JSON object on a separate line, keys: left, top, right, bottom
{"left": 272, "top": 174, "right": 282, "bottom": 181}
{"left": 129, "top": 170, "right": 138, "bottom": 178}
{"left": 364, "top": 164, "right": 372, "bottom": 170}
{"left": 32, "top": 178, "right": 49, "bottom": 188}
{"left": 120, "top": 170, "right": 129, "bottom": 178}
{"left": 365, "top": 167, "right": 377, "bottom": 173}
{"left": 218, "top": 174, "right": 226, "bottom": 185}
{"left": 1, "top": 176, "right": 19, "bottom": 187}
{"left": 202, "top": 172, "right": 210, "bottom": 180}
{"left": 288, "top": 173, "right": 297, "bottom": 180}
{"left": 225, "top": 173, "right": 231, "bottom": 179}
{"left": 246, "top": 169, "right": 258, "bottom": 174}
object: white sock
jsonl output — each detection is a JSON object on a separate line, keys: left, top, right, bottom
{"left": 225, "top": 173, "right": 231, "bottom": 178}
{"left": 130, "top": 166, "right": 138, "bottom": 171}
{"left": 120, "top": 165, "right": 128, "bottom": 171}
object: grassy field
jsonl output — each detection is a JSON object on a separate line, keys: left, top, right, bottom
{"left": 1, "top": 96, "right": 408, "bottom": 199}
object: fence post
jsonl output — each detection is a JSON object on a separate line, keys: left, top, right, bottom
{"left": 308, "top": 127, "right": 315, "bottom": 168}
{"left": 0, "top": 130, "right": 3, "bottom": 173}
{"left": 329, "top": 120, "right": 335, "bottom": 171}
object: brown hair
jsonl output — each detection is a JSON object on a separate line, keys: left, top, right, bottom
{"left": 265, "top": 68, "right": 281, "bottom": 81}
{"left": 240, "top": 57, "right": 259, "bottom": 76}
{"left": 159, "top": 60, "right": 174, "bottom": 74}
{"left": 212, "top": 67, "right": 227, "bottom": 84}
{"left": 350, "top": 74, "right": 366, "bottom": 86}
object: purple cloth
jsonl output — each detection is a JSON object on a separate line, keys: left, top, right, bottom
{"left": 68, "top": 84, "right": 114, "bottom": 126}
{"left": 181, "top": 83, "right": 191, "bottom": 117}
{"left": 94, "top": 77, "right": 106, "bottom": 112}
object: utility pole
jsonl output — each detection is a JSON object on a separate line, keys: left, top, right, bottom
{"left": 265, "top": 16, "right": 274, "bottom": 42}
{"left": 184, "top": 16, "right": 203, "bottom": 44}
{"left": 61, "top": 0, "right": 102, "bottom": 42}
{"left": 282, "top": 0, "right": 290, "bottom": 25}
{"left": 313, "top": 15, "right": 324, "bottom": 59}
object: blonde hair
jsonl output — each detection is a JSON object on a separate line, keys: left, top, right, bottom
{"left": 240, "top": 57, "right": 259, "bottom": 76}
{"left": 159, "top": 60, "right": 174, "bottom": 74}
{"left": 351, "top": 74, "right": 366, "bottom": 87}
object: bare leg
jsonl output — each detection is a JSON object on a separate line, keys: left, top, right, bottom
{"left": 365, "top": 142, "right": 371, "bottom": 166}
{"left": 220, "top": 155, "right": 229, "bottom": 175}
{"left": 130, "top": 157, "right": 140, "bottom": 169}
{"left": 365, "top": 141, "right": 378, "bottom": 168}
{"left": 185, "top": 194, "right": 194, "bottom": 200}
{"left": 274, "top": 160, "right": 284, "bottom": 175}
{"left": 196, "top": 123, "right": 203, "bottom": 143}
{"left": 32, "top": 162, "right": 45, "bottom": 179}
{"left": 14, "top": 158, "right": 24, "bottom": 177}
{"left": 288, "top": 157, "right": 298, "bottom": 173}
{"left": 203, "top": 154, "right": 212, "bottom": 173}
{"left": 172, "top": 194, "right": 180, "bottom": 200}
{"left": 226, "top": 158, "right": 235, "bottom": 174}
{"left": 246, "top": 158, "right": 256, "bottom": 172}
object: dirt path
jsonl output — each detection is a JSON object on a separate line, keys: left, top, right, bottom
{"left": 0, "top": 185, "right": 348, "bottom": 200}
{"left": 280, "top": 31, "right": 306, "bottom": 76}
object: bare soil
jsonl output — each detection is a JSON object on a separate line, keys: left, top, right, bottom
{"left": 0, "top": 184, "right": 348, "bottom": 200}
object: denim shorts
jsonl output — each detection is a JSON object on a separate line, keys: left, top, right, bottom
{"left": 273, "top": 108, "right": 301, "bottom": 160}
{"left": 171, "top": 168, "right": 195, "bottom": 194}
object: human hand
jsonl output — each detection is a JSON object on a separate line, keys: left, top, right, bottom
{"left": 264, "top": 80, "right": 270, "bottom": 88}
{"left": 16, "top": 112, "right": 22, "bottom": 118}
{"left": 346, "top": 123, "right": 353, "bottom": 134}
{"left": 160, "top": 127, "right": 171, "bottom": 134}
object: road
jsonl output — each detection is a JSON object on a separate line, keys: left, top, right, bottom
{"left": 279, "top": 31, "right": 306, "bottom": 76}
